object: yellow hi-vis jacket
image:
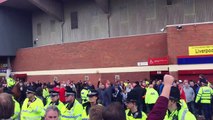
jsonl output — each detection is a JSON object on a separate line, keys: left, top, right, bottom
{"left": 195, "top": 86, "right": 213, "bottom": 104}
{"left": 44, "top": 100, "right": 65, "bottom": 112}
{"left": 61, "top": 99, "right": 83, "bottom": 120}
{"left": 164, "top": 102, "right": 196, "bottom": 120}
{"left": 42, "top": 88, "right": 49, "bottom": 98}
{"left": 145, "top": 88, "right": 159, "bottom": 104}
{"left": 6, "top": 77, "right": 15, "bottom": 87}
{"left": 20, "top": 96, "right": 44, "bottom": 120}
{"left": 125, "top": 109, "right": 147, "bottom": 120}
{"left": 81, "top": 89, "right": 89, "bottom": 104}
{"left": 11, "top": 97, "right": 20, "bottom": 120}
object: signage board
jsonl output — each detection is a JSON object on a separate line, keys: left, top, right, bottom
{"left": 148, "top": 56, "right": 169, "bottom": 65}
{"left": 189, "top": 45, "right": 213, "bottom": 55}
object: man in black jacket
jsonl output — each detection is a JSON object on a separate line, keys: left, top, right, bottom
{"left": 131, "top": 81, "right": 146, "bottom": 112}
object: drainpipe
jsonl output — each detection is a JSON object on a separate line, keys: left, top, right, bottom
{"left": 61, "top": 21, "right": 65, "bottom": 43}
{"left": 107, "top": 0, "right": 111, "bottom": 37}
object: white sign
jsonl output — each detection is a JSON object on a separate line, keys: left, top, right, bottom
{"left": 137, "top": 62, "right": 148, "bottom": 66}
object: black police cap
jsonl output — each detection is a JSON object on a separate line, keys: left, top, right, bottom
{"left": 87, "top": 89, "right": 98, "bottom": 97}
{"left": 169, "top": 86, "right": 180, "bottom": 101}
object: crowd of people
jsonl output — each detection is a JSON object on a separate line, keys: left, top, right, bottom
{"left": 0, "top": 74, "right": 213, "bottom": 120}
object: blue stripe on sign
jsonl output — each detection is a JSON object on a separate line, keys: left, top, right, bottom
{"left": 177, "top": 56, "right": 213, "bottom": 64}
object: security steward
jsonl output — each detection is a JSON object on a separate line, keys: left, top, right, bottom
{"left": 82, "top": 89, "right": 100, "bottom": 120}
{"left": 81, "top": 85, "right": 89, "bottom": 104}
{"left": 164, "top": 86, "right": 196, "bottom": 120}
{"left": 20, "top": 86, "right": 44, "bottom": 120}
{"left": 61, "top": 87, "right": 83, "bottom": 120}
{"left": 44, "top": 89, "right": 64, "bottom": 111}
{"left": 195, "top": 81, "right": 213, "bottom": 120}
{"left": 125, "top": 90, "right": 147, "bottom": 120}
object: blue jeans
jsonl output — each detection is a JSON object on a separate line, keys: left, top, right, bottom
{"left": 202, "top": 103, "right": 212, "bottom": 120}
{"left": 187, "top": 101, "right": 195, "bottom": 114}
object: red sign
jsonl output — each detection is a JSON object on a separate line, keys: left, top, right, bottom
{"left": 148, "top": 56, "right": 169, "bottom": 65}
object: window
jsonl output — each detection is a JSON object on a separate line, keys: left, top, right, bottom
{"left": 37, "top": 23, "right": 41, "bottom": 36}
{"left": 50, "top": 20, "right": 56, "bottom": 32}
{"left": 71, "top": 11, "right": 78, "bottom": 29}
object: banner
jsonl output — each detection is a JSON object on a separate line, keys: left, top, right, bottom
{"left": 148, "top": 56, "right": 169, "bottom": 65}
{"left": 189, "top": 45, "right": 213, "bottom": 55}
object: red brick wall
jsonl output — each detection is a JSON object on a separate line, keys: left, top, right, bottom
{"left": 14, "top": 34, "right": 167, "bottom": 71}
{"left": 13, "top": 23, "right": 213, "bottom": 82}
{"left": 25, "top": 72, "right": 150, "bottom": 85}
{"left": 167, "top": 23, "right": 213, "bottom": 64}
{"left": 101, "top": 72, "right": 150, "bottom": 83}
{"left": 27, "top": 74, "right": 101, "bottom": 86}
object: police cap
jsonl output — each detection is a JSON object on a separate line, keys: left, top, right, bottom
{"left": 87, "top": 89, "right": 98, "bottom": 97}
{"left": 169, "top": 86, "right": 180, "bottom": 101}
{"left": 49, "top": 89, "right": 59, "bottom": 97}
{"left": 126, "top": 90, "right": 138, "bottom": 102}
{"left": 65, "top": 87, "right": 76, "bottom": 96}
{"left": 26, "top": 86, "right": 36, "bottom": 94}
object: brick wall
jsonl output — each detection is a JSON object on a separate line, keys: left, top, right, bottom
{"left": 14, "top": 34, "right": 167, "bottom": 71}
{"left": 14, "top": 23, "right": 213, "bottom": 82}
{"left": 167, "top": 23, "right": 213, "bottom": 64}
{"left": 27, "top": 74, "right": 101, "bottom": 86}
{"left": 25, "top": 72, "right": 149, "bottom": 84}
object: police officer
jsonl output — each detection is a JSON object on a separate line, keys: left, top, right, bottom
{"left": 20, "top": 86, "right": 44, "bottom": 120}
{"left": 44, "top": 89, "right": 64, "bottom": 111}
{"left": 42, "top": 83, "right": 50, "bottom": 105}
{"left": 145, "top": 84, "right": 159, "bottom": 112}
{"left": 6, "top": 75, "right": 16, "bottom": 89}
{"left": 195, "top": 81, "right": 213, "bottom": 120}
{"left": 82, "top": 89, "right": 100, "bottom": 120}
{"left": 61, "top": 87, "right": 83, "bottom": 120}
{"left": 81, "top": 85, "right": 89, "bottom": 104}
{"left": 125, "top": 90, "right": 147, "bottom": 120}
{"left": 164, "top": 86, "right": 196, "bottom": 120}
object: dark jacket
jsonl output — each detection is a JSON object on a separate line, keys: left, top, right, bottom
{"left": 132, "top": 85, "right": 146, "bottom": 107}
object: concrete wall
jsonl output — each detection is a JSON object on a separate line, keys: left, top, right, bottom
{"left": 32, "top": 11, "right": 63, "bottom": 46}
{"left": 0, "top": 7, "right": 32, "bottom": 56}
{"left": 32, "top": 0, "right": 213, "bottom": 47}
